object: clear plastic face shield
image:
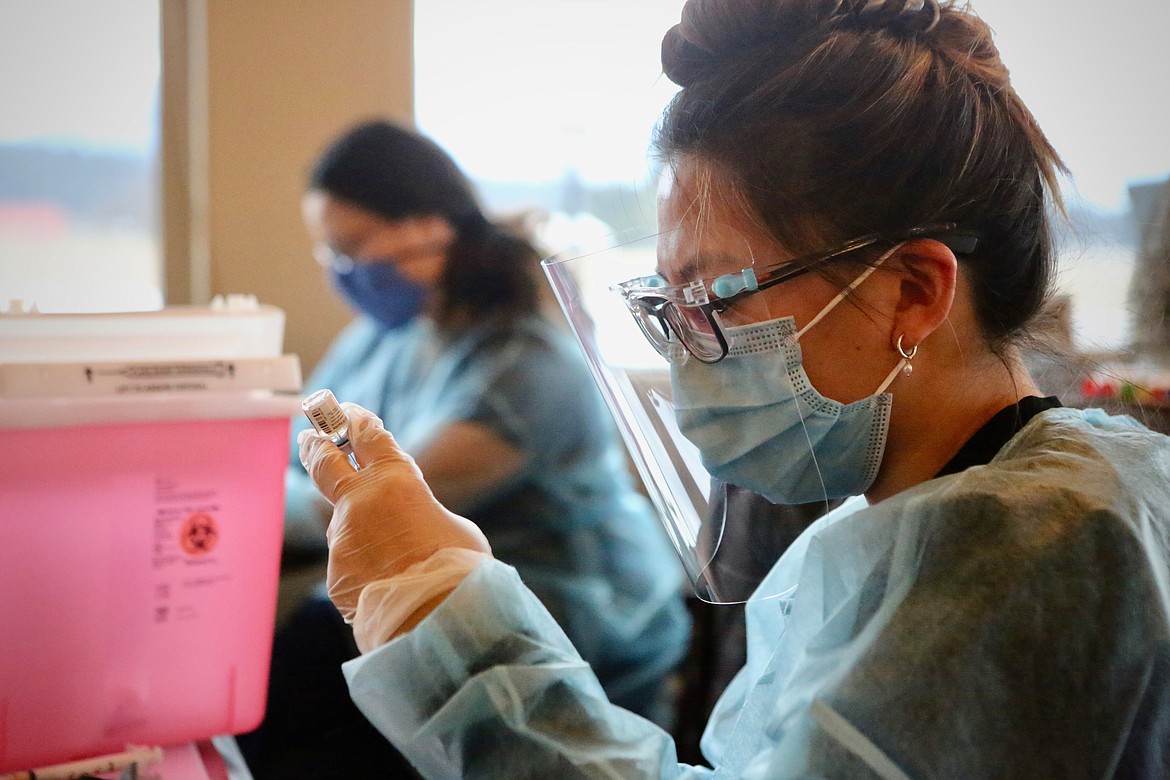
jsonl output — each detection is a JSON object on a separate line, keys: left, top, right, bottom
{"left": 544, "top": 222, "right": 827, "bottom": 604}
{"left": 543, "top": 222, "right": 977, "bottom": 603}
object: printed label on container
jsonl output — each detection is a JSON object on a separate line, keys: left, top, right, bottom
{"left": 152, "top": 475, "right": 232, "bottom": 624}
{"left": 0, "top": 356, "right": 301, "bottom": 397}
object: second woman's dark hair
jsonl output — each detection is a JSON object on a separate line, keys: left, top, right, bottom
{"left": 309, "top": 120, "right": 540, "bottom": 324}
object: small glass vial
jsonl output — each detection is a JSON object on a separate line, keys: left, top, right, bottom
{"left": 302, "top": 388, "right": 355, "bottom": 459}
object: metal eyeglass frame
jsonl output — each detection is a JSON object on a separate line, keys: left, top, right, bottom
{"left": 613, "top": 223, "right": 981, "bottom": 364}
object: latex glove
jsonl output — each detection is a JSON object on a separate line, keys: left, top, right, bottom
{"left": 298, "top": 402, "right": 492, "bottom": 625}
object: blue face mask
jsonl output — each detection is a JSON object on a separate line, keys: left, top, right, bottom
{"left": 331, "top": 262, "right": 429, "bottom": 330}
{"left": 671, "top": 317, "right": 896, "bottom": 504}
{"left": 669, "top": 260, "right": 910, "bottom": 504}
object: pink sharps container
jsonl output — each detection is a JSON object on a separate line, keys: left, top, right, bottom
{"left": 0, "top": 300, "right": 302, "bottom": 772}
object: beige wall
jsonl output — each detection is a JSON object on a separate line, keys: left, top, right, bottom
{"left": 163, "top": 0, "right": 414, "bottom": 377}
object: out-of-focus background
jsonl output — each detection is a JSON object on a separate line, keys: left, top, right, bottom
{"left": 1, "top": 0, "right": 1167, "bottom": 382}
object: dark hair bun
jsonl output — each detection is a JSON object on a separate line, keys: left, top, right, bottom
{"left": 842, "top": 0, "right": 942, "bottom": 34}
{"left": 662, "top": 0, "right": 943, "bottom": 86}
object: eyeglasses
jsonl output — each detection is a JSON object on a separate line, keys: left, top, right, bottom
{"left": 314, "top": 245, "right": 361, "bottom": 274}
{"left": 313, "top": 239, "right": 452, "bottom": 275}
{"left": 612, "top": 224, "right": 980, "bottom": 364}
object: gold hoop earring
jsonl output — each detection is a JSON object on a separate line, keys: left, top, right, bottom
{"left": 897, "top": 334, "right": 918, "bottom": 377}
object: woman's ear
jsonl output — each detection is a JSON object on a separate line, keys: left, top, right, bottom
{"left": 889, "top": 238, "right": 958, "bottom": 351}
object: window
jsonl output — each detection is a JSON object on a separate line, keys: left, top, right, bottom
{"left": 0, "top": 2, "right": 161, "bottom": 313}
{"left": 415, "top": 0, "right": 684, "bottom": 249}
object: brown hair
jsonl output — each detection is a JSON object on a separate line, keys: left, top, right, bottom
{"left": 655, "top": 0, "right": 1067, "bottom": 352}
{"left": 311, "top": 120, "right": 541, "bottom": 326}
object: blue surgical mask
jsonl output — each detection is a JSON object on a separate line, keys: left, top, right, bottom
{"left": 331, "top": 262, "right": 429, "bottom": 330}
{"left": 669, "top": 263, "right": 908, "bottom": 504}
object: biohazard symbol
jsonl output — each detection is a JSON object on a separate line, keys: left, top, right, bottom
{"left": 180, "top": 513, "right": 219, "bottom": 555}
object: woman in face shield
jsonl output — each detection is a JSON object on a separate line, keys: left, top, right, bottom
{"left": 298, "top": 4, "right": 1170, "bottom": 778}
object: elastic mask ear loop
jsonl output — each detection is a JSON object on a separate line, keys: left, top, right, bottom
{"left": 791, "top": 241, "right": 911, "bottom": 396}
{"left": 794, "top": 243, "right": 903, "bottom": 341}
{"left": 780, "top": 243, "right": 903, "bottom": 510}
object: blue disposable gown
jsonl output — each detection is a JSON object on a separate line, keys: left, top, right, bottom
{"left": 344, "top": 407, "right": 1170, "bottom": 778}
{"left": 286, "top": 314, "right": 690, "bottom": 712}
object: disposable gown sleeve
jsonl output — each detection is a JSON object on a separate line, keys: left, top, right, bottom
{"left": 343, "top": 558, "right": 711, "bottom": 779}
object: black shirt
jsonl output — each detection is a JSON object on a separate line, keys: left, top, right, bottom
{"left": 934, "top": 396, "right": 1063, "bottom": 478}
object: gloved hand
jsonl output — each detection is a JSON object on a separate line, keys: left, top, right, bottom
{"left": 298, "top": 402, "right": 492, "bottom": 625}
